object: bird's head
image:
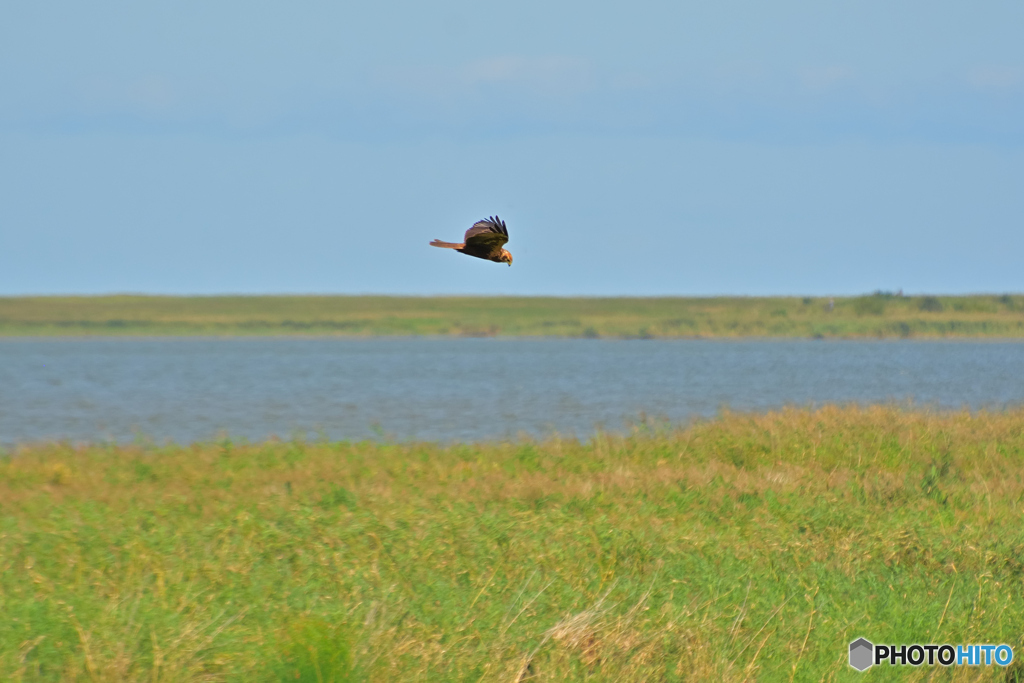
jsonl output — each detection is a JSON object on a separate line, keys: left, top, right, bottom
{"left": 500, "top": 250, "right": 513, "bottom": 266}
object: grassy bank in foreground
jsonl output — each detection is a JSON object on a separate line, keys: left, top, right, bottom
{"left": 2, "top": 294, "right": 1024, "bottom": 338}
{"left": 3, "top": 407, "right": 1024, "bottom": 681}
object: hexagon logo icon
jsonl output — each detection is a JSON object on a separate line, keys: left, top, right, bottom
{"left": 849, "top": 638, "right": 874, "bottom": 671}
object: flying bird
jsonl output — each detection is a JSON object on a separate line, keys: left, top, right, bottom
{"left": 430, "top": 216, "right": 513, "bottom": 266}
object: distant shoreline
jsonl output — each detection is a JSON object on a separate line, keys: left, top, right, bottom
{"left": 2, "top": 293, "right": 1022, "bottom": 339}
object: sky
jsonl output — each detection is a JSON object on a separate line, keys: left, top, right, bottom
{"left": 1, "top": 1, "right": 1022, "bottom": 296}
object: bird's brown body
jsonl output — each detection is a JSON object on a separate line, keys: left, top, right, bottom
{"left": 430, "top": 216, "right": 512, "bottom": 266}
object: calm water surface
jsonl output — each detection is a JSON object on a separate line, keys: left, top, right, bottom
{"left": 2, "top": 337, "right": 1022, "bottom": 444}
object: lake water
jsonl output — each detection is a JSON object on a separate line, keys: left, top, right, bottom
{"left": 2, "top": 337, "right": 1023, "bottom": 444}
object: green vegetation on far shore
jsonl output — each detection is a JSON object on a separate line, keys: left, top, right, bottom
{"left": 3, "top": 406, "right": 1024, "bottom": 681}
{"left": 1, "top": 293, "right": 1023, "bottom": 339}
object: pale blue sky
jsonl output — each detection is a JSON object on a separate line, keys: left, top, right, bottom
{"left": 2, "top": 1, "right": 1022, "bottom": 295}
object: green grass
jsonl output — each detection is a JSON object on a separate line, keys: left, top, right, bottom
{"left": 3, "top": 406, "right": 1024, "bottom": 681}
{"left": 2, "top": 293, "right": 1023, "bottom": 338}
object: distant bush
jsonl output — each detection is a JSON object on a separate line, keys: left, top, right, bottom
{"left": 891, "top": 321, "right": 912, "bottom": 338}
{"left": 918, "top": 296, "right": 944, "bottom": 312}
{"left": 852, "top": 295, "right": 887, "bottom": 316}
{"left": 951, "top": 298, "right": 999, "bottom": 313}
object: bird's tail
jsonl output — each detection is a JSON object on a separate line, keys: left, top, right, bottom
{"left": 430, "top": 240, "right": 462, "bottom": 249}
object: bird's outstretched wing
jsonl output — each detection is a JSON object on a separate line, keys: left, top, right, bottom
{"left": 461, "top": 216, "right": 508, "bottom": 258}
